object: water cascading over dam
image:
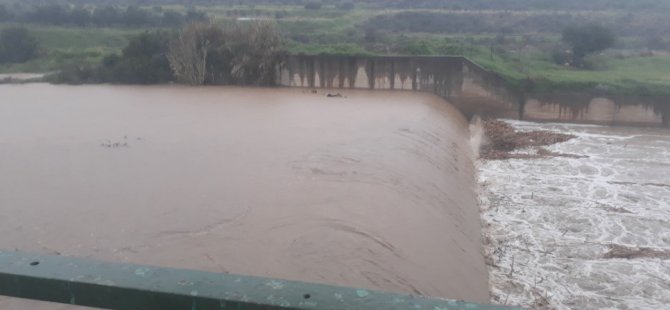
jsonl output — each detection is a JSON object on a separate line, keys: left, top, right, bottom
{"left": 0, "top": 84, "right": 489, "bottom": 308}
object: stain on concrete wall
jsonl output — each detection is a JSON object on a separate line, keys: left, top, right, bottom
{"left": 278, "top": 55, "right": 519, "bottom": 119}
{"left": 278, "top": 55, "right": 669, "bottom": 127}
{"left": 525, "top": 93, "right": 669, "bottom": 127}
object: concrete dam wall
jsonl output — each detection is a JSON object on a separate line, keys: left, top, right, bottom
{"left": 277, "top": 55, "right": 521, "bottom": 119}
{"left": 524, "top": 93, "right": 669, "bottom": 127}
{"left": 278, "top": 55, "right": 669, "bottom": 127}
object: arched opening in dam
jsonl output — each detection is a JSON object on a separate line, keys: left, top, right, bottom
{"left": 0, "top": 84, "right": 489, "bottom": 308}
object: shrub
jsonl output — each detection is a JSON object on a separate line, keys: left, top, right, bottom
{"left": 562, "top": 24, "right": 615, "bottom": 67}
{"left": 0, "top": 27, "right": 39, "bottom": 64}
{"left": 106, "top": 32, "right": 174, "bottom": 84}
{"left": 551, "top": 50, "right": 572, "bottom": 66}
{"left": 336, "top": 2, "right": 355, "bottom": 10}
{"left": 304, "top": 2, "right": 322, "bottom": 10}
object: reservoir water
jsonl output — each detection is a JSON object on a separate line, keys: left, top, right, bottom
{"left": 0, "top": 84, "right": 488, "bottom": 308}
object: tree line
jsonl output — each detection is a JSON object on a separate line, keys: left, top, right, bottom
{"left": 0, "top": 4, "right": 207, "bottom": 27}
{"left": 0, "top": 26, "right": 38, "bottom": 64}
{"left": 52, "top": 21, "right": 284, "bottom": 86}
{"left": 364, "top": 11, "right": 669, "bottom": 37}
{"left": 5, "top": 0, "right": 668, "bottom": 11}
{"left": 354, "top": 0, "right": 670, "bottom": 11}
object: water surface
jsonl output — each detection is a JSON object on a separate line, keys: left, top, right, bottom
{"left": 479, "top": 120, "right": 670, "bottom": 309}
{"left": 0, "top": 85, "right": 488, "bottom": 308}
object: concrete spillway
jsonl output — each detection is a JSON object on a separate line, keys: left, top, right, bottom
{"left": 278, "top": 55, "right": 669, "bottom": 127}
{"left": 0, "top": 85, "right": 488, "bottom": 308}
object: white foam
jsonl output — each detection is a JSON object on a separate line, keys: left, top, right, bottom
{"left": 469, "top": 116, "right": 487, "bottom": 159}
{"left": 478, "top": 121, "right": 670, "bottom": 309}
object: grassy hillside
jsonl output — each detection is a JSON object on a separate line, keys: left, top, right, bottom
{"left": 468, "top": 48, "right": 670, "bottom": 95}
{"left": 2, "top": 2, "right": 669, "bottom": 96}
{"left": 0, "top": 24, "right": 140, "bottom": 72}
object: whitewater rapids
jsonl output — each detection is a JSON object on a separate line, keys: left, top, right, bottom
{"left": 479, "top": 120, "right": 670, "bottom": 309}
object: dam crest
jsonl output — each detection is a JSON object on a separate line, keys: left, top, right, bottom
{"left": 278, "top": 55, "right": 669, "bottom": 127}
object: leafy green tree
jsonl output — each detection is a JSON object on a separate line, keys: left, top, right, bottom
{"left": 161, "top": 10, "right": 184, "bottom": 26}
{"left": 29, "top": 4, "right": 68, "bottom": 25}
{"left": 304, "top": 2, "right": 322, "bottom": 10}
{"left": 0, "top": 27, "right": 39, "bottom": 64}
{"left": 124, "top": 6, "right": 151, "bottom": 26}
{"left": 337, "top": 2, "right": 355, "bottom": 10}
{"left": 70, "top": 7, "right": 91, "bottom": 26}
{"left": 101, "top": 32, "right": 174, "bottom": 84}
{"left": 562, "top": 24, "right": 615, "bottom": 67}
{"left": 92, "top": 6, "right": 123, "bottom": 26}
{"left": 185, "top": 9, "right": 207, "bottom": 23}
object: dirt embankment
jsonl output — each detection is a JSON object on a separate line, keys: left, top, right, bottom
{"left": 480, "top": 119, "right": 580, "bottom": 160}
{"left": 0, "top": 73, "right": 47, "bottom": 84}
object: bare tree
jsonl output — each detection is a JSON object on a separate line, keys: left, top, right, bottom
{"left": 168, "top": 21, "right": 282, "bottom": 86}
{"left": 229, "top": 21, "right": 283, "bottom": 85}
{"left": 167, "top": 23, "right": 212, "bottom": 85}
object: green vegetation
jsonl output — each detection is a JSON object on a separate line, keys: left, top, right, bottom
{"left": 4, "top": 0, "right": 669, "bottom": 11}
{"left": 167, "top": 21, "right": 283, "bottom": 85}
{"left": 0, "top": 4, "right": 207, "bottom": 27}
{"left": 469, "top": 49, "right": 670, "bottom": 96}
{"left": 0, "top": 27, "right": 38, "bottom": 63}
{"left": 51, "top": 31, "right": 174, "bottom": 84}
{"left": 51, "top": 21, "right": 284, "bottom": 86}
{"left": 0, "top": 24, "right": 139, "bottom": 72}
{"left": 285, "top": 42, "right": 373, "bottom": 56}
{"left": 1, "top": 1, "right": 670, "bottom": 96}
{"left": 561, "top": 25, "right": 616, "bottom": 67}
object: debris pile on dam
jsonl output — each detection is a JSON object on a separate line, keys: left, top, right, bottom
{"left": 480, "top": 119, "right": 577, "bottom": 160}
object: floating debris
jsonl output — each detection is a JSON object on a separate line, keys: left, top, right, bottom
{"left": 479, "top": 119, "right": 576, "bottom": 160}
{"left": 603, "top": 244, "right": 670, "bottom": 260}
{"left": 100, "top": 136, "right": 135, "bottom": 148}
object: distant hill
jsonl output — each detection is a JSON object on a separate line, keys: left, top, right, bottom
{"left": 1, "top": 0, "right": 669, "bottom": 12}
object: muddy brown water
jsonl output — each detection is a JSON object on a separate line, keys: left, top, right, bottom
{"left": 0, "top": 84, "right": 488, "bottom": 308}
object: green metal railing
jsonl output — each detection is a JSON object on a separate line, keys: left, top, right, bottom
{"left": 0, "top": 250, "right": 520, "bottom": 309}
